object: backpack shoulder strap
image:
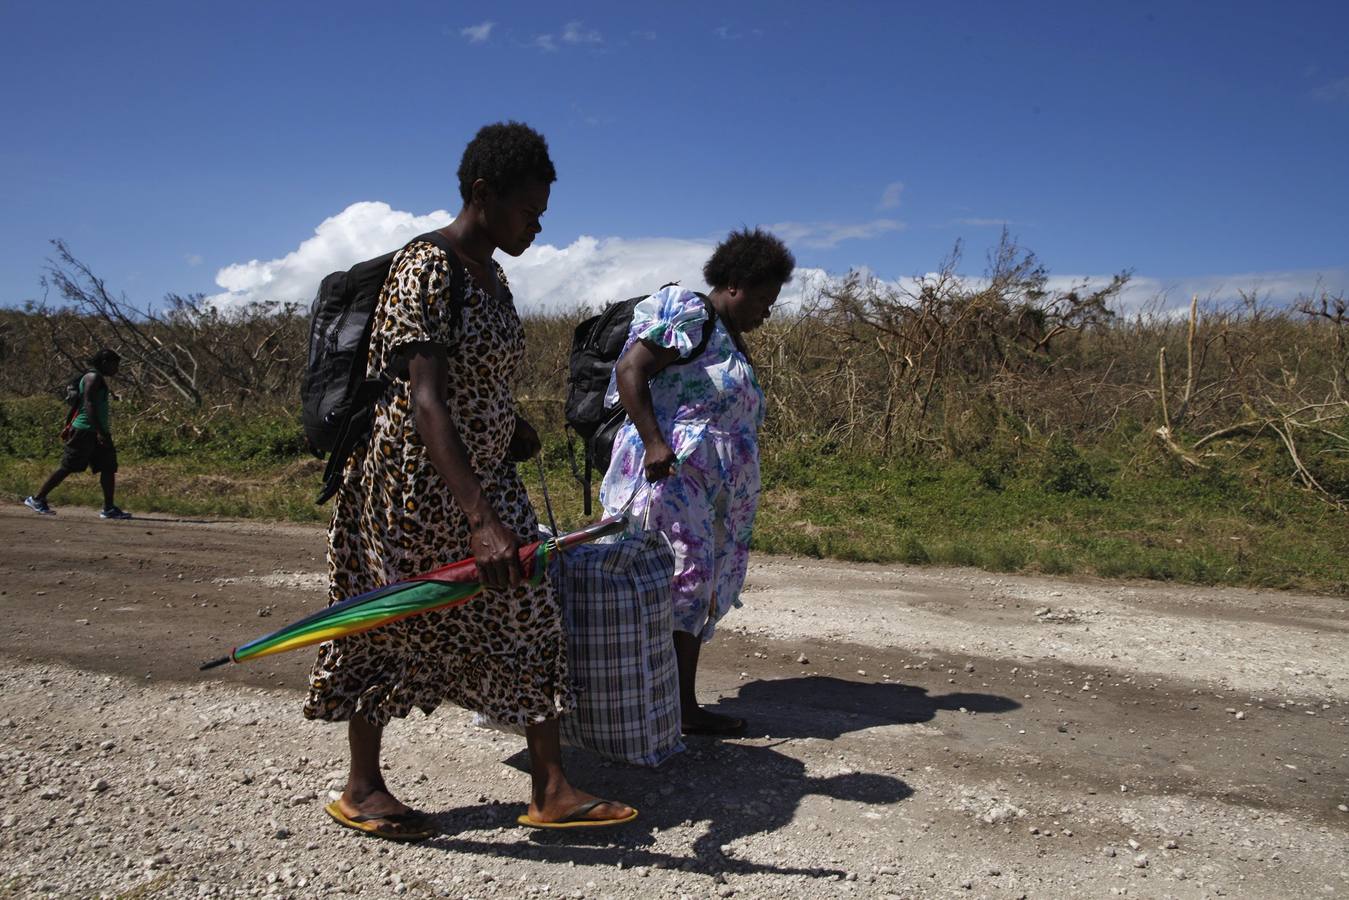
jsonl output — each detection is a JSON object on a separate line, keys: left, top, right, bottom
{"left": 408, "top": 230, "right": 462, "bottom": 274}
{"left": 405, "top": 230, "right": 469, "bottom": 338}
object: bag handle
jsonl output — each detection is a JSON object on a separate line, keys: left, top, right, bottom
{"left": 536, "top": 454, "right": 655, "bottom": 543}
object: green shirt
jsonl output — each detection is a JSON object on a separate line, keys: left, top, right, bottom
{"left": 70, "top": 373, "right": 110, "bottom": 433}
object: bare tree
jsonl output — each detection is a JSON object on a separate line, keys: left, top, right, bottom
{"left": 35, "top": 241, "right": 309, "bottom": 409}
{"left": 43, "top": 240, "right": 203, "bottom": 405}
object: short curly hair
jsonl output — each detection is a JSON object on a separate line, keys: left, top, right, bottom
{"left": 457, "top": 122, "right": 557, "bottom": 204}
{"left": 91, "top": 349, "right": 120, "bottom": 373}
{"left": 702, "top": 227, "right": 795, "bottom": 290}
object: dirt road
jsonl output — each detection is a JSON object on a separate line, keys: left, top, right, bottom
{"left": 0, "top": 504, "right": 1345, "bottom": 898}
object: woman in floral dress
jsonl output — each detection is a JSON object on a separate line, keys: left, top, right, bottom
{"left": 599, "top": 228, "right": 795, "bottom": 736}
{"left": 305, "top": 123, "right": 634, "bottom": 839}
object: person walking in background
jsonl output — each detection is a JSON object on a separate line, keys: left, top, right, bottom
{"left": 600, "top": 228, "right": 795, "bottom": 736}
{"left": 24, "top": 349, "right": 132, "bottom": 519}
{"left": 304, "top": 122, "right": 634, "bottom": 841}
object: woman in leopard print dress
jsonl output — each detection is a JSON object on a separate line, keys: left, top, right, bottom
{"left": 304, "top": 123, "right": 634, "bottom": 838}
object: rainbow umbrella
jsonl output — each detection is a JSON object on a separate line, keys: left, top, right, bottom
{"left": 199, "top": 515, "right": 627, "bottom": 670}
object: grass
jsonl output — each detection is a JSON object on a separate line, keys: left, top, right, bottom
{"left": 3, "top": 397, "right": 1347, "bottom": 594}
{"left": 754, "top": 441, "right": 1349, "bottom": 594}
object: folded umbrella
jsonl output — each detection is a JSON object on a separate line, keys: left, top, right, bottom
{"left": 199, "top": 514, "right": 627, "bottom": 670}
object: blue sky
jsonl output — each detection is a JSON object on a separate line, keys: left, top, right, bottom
{"left": 2, "top": 1, "right": 1346, "bottom": 313}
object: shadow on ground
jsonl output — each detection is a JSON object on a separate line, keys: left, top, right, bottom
{"left": 419, "top": 677, "right": 1019, "bottom": 884}
{"left": 731, "top": 676, "right": 1023, "bottom": 738}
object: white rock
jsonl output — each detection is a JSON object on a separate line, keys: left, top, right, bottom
{"left": 980, "top": 802, "right": 1025, "bottom": 825}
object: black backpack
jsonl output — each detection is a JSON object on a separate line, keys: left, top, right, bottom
{"left": 564, "top": 287, "right": 715, "bottom": 514}
{"left": 61, "top": 373, "right": 86, "bottom": 411}
{"left": 302, "top": 230, "right": 463, "bottom": 503}
{"left": 58, "top": 372, "right": 89, "bottom": 437}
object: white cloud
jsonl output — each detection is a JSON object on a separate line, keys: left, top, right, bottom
{"left": 185, "top": 253, "right": 203, "bottom": 267}
{"left": 561, "top": 21, "right": 602, "bottom": 44}
{"left": 879, "top": 181, "right": 904, "bottom": 210}
{"left": 208, "top": 201, "right": 452, "bottom": 309}
{"left": 1106, "top": 270, "right": 1349, "bottom": 315}
{"left": 954, "top": 217, "right": 1013, "bottom": 227}
{"left": 839, "top": 270, "right": 1349, "bottom": 318}
{"left": 531, "top": 33, "right": 557, "bottom": 51}
{"left": 206, "top": 201, "right": 1347, "bottom": 323}
{"left": 206, "top": 201, "right": 827, "bottom": 314}
{"left": 631, "top": 29, "right": 657, "bottom": 41}
{"left": 769, "top": 218, "right": 905, "bottom": 249}
{"left": 1312, "top": 76, "right": 1349, "bottom": 102}
{"left": 502, "top": 236, "right": 709, "bottom": 313}
{"left": 714, "top": 25, "right": 738, "bottom": 40}
{"left": 460, "top": 21, "right": 494, "bottom": 43}
{"left": 503, "top": 239, "right": 827, "bottom": 314}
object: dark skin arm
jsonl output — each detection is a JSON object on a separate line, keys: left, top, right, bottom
{"left": 407, "top": 346, "right": 523, "bottom": 590}
{"left": 615, "top": 339, "right": 681, "bottom": 481}
{"left": 506, "top": 414, "right": 541, "bottom": 462}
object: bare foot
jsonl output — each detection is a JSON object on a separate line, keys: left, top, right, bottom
{"left": 337, "top": 787, "right": 429, "bottom": 836}
{"left": 528, "top": 784, "right": 634, "bottom": 825}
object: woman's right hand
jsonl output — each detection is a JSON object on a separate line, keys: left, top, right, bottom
{"left": 469, "top": 513, "right": 524, "bottom": 591}
{"left": 643, "top": 440, "right": 678, "bottom": 482}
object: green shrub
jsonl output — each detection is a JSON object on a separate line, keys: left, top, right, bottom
{"left": 1039, "top": 436, "right": 1110, "bottom": 499}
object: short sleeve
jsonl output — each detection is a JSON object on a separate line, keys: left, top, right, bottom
{"left": 381, "top": 243, "right": 462, "bottom": 375}
{"left": 630, "top": 286, "right": 710, "bottom": 359}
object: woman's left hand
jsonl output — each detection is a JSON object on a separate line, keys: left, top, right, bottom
{"left": 642, "top": 440, "right": 678, "bottom": 482}
{"left": 506, "top": 415, "right": 541, "bottom": 461}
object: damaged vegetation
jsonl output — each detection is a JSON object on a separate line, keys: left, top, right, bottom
{"left": 2, "top": 236, "right": 1346, "bottom": 590}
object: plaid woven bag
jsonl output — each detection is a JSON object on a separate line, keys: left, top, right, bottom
{"left": 553, "top": 529, "right": 685, "bottom": 767}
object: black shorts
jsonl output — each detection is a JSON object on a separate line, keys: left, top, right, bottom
{"left": 60, "top": 429, "right": 118, "bottom": 474}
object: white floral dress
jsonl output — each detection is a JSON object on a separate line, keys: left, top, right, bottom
{"left": 598, "top": 286, "right": 765, "bottom": 640}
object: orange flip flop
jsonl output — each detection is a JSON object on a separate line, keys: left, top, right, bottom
{"left": 324, "top": 801, "right": 434, "bottom": 842}
{"left": 516, "top": 799, "right": 639, "bottom": 830}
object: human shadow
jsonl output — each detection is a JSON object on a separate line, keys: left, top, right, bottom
{"left": 719, "top": 676, "right": 1022, "bottom": 739}
{"left": 423, "top": 738, "right": 910, "bottom": 883}
{"left": 420, "top": 677, "right": 1015, "bottom": 884}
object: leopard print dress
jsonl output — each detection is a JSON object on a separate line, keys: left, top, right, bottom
{"left": 303, "top": 240, "right": 572, "bottom": 728}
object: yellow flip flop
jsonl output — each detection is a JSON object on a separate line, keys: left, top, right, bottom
{"left": 516, "top": 799, "right": 639, "bottom": 830}
{"left": 324, "top": 800, "right": 434, "bottom": 842}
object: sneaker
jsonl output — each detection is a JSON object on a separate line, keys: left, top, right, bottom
{"left": 99, "top": 506, "right": 132, "bottom": 520}
{"left": 23, "top": 496, "right": 55, "bottom": 516}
